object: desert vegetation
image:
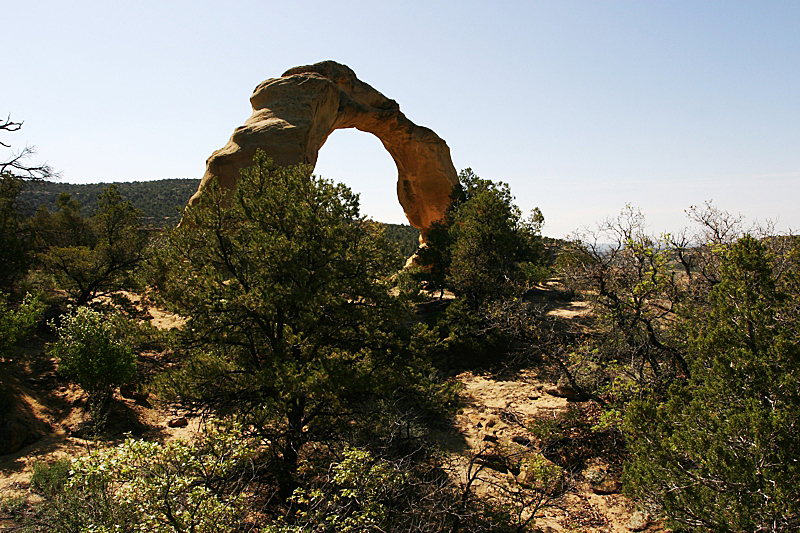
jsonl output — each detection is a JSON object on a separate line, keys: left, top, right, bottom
{"left": 2, "top": 137, "right": 799, "bottom": 531}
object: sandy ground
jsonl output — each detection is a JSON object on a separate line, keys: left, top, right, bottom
{"left": 449, "top": 370, "right": 655, "bottom": 532}
{"left": 0, "top": 378, "right": 202, "bottom": 494}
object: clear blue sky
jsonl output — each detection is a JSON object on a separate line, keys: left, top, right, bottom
{"left": 4, "top": 0, "right": 799, "bottom": 238}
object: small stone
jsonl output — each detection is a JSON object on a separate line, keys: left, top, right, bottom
{"left": 545, "top": 380, "right": 582, "bottom": 400}
{"left": 132, "top": 391, "right": 149, "bottom": 402}
{"left": 168, "top": 417, "right": 188, "bottom": 428}
{"left": 584, "top": 460, "right": 622, "bottom": 494}
{"left": 627, "top": 510, "right": 651, "bottom": 531}
{"left": 584, "top": 466, "right": 605, "bottom": 484}
{"left": 591, "top": 478, "right": 621, "bottom": 494}
{"left": 511, "top": 435, "right": 532, "bottom": 447}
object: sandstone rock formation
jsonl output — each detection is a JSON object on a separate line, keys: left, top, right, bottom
{"left": 188, "top": 61, "right": 459, "bottom": 235}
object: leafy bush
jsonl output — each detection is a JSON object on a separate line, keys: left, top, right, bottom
{"left": 273, "top": 448, "right": 426, "bottom": 533}
{"left": 557, "top": 205, "right": 688, "bottom": 391}
{"left": 37, "top": 424, "right": 259, "bottom": 533}
{"left": 30, "top": 459, "right": 71, "bottom": 496}
{"left": 49, "top": 306, "right": 136, "bottom": 406}
{"left": 0, "top": 292, "right": 44, "bottom": 419}
{"left": 266, "top": 446, "right": 524, "bottom": 533}
{"left": 0, "top": 292, "right": 43, "bottom": 360}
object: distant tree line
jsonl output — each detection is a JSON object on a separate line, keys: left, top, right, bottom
{"left": 17, "top": 179, "right": 201, "bottom": 227}
{"left": 382, "top": 222, "right": 420, "bottom": 256}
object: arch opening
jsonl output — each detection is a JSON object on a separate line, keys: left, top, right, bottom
{"left": 315, "top": 128, "right": 408, "bottom": 225}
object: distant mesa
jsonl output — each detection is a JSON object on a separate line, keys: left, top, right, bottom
{"left": 188, "top": 61, "right": 459, "bottom": 235}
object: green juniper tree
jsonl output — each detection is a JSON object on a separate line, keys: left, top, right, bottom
{"left": 413, "top": 169, "right": 549, "bottom": 369}
{"left": 415, "top": 168, "right": 547, "bottom": 303}
{"left": 623, "top": 235, "right": 800, "bottom": 532}
{"left": 152, "top": 152, "right": 449, "bottom": 498}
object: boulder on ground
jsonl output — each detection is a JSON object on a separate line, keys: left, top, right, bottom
{"left": 0, "top": 417, "right": 31, "bottom": 455}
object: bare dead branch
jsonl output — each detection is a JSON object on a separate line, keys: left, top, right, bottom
{"left": 1, "top": 113, "right": 58, "bottom": 181}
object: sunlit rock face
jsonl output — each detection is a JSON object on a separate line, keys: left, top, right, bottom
{"left": 188, "top": 61, "right": 458, "bottom": 235}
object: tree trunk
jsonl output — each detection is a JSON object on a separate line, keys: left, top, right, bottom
{"left": 278, "top": 396, "right": 306, "bottom": 500}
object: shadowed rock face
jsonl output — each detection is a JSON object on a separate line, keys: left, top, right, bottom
{"left": 188, "top": 61, "right": 459, "bottom": 234}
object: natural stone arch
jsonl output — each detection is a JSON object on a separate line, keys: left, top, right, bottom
{"left": 188, "top": 61, "right": 459, "bottom": 235}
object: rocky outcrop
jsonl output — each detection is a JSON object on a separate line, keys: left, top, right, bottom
{"left": 583, "top": 458, "right": 622, "bottom": 495}
{"left": 0, "top": 417, "right": 31, "bottom": 455}
{"left": 188, "top": 61, "right": 459, "bottom": 235}
{"left": 0, "top": 380, "right": 46, "bottom": 455}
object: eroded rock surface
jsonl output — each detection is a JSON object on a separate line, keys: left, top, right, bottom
{"left": 189, "top": 61, "right": 459, "bottom": 234}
